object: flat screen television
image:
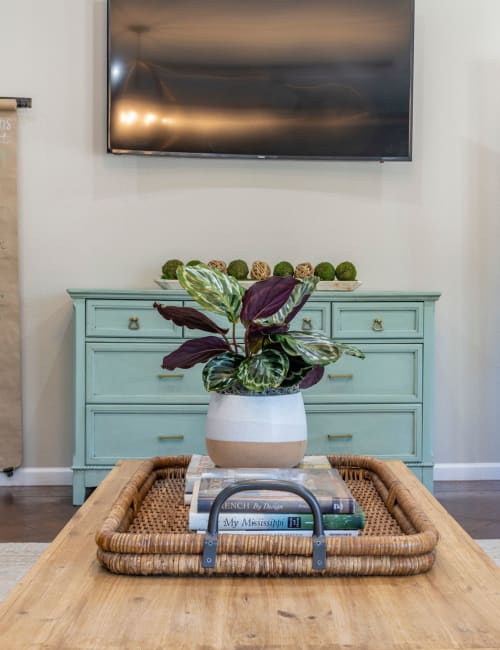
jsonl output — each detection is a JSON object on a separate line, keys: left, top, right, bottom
{"left": 107, "top": 0, "right": 414, "bottom": 160}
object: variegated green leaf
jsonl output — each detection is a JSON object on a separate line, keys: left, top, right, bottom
{"left": 275, "top": 331, "right": 365, "bottom": 366}
{"left": 236, "top": 349, "right": 289, "bottom": 392}
{"left": 202, "top": 352, "right": 244, "bottom": 392}
{"left": 253, "top": 276, "right": 319, "bottom": 327}
{"left": 177, "top": 264, "right": 244, "bottom": 323}
{"left": 334, "top": 342, "right": 366, "bottom": 359}
{"left": 279, "top": 355, "right": 314, "bottom": 387}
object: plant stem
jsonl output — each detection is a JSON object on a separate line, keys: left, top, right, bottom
{"left": 232, "top": 322, "right": 238, "bottom": 353}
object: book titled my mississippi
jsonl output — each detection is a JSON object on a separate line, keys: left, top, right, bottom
{"left": 189, "top": 503, "right": 366, "bottom": 531}
{"left": 193, "top": 467, "right": 357, "bottom": 514}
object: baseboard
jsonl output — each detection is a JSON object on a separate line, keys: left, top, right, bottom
{"left": 0, "top": 467, "right": 72, "bottom": 487}
{"left": 434, "top": 463, "right": 500, "bottom": 481}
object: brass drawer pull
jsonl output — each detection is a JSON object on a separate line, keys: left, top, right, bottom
{"left": 302, "top": 317, "right": 313, "bottom": 330}
{"left": 158, "top": 434, "right": 185, "bottom": 440}
{"left": 128, "top": 316, "right": 140, "bottom": 330}
{"left": 327, "top": 434, "right": 353, "bottom": 440}
{"left": 372, "top": 318, "right": 384, "bottom": 332}
{"left": 158, "top": 373, "right": 184, "bottom": 379}
{"left": 328, "top": 373, "right": 353, "bottom": 380}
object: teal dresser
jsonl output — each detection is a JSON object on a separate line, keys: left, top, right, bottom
{"left": 67, "top": 289, "right": 440, "bottom": 504}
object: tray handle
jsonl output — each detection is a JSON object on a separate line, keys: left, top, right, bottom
{"left": 201, "top": 480, "right": 327, "bottom": 571}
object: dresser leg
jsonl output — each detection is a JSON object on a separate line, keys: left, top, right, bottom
{"left": 73, "top": 471, "right": 87, "bottom": 506}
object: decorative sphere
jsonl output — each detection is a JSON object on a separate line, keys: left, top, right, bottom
{"left": 161, "top": 259, "right": 183, "bottom": 279}
{"left": 335, "top": 261, "right": 357, "bottom": 281}
{"left": 314, "top": 262, "right": 336, "bottom": 281}
{"left": 227, "top": 259, "right": 249, "bottom": 280}
{"left": 294, "top": 262, "right": 314, "bottom": 279}
{"left": 186, "top": 259, "right": 203, "bottom": 266}
{"left": 208, "top": 259, "right": 227, "bottom": 273}
{"left": 273, "top": 261, "right": 294, "bottom": 277}
{"left": 250, "top": 261, "right": 271, "bottom": 281}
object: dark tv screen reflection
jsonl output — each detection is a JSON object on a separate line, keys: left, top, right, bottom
{"left": 107, "top": 0, "right": 414, "bottom": 160}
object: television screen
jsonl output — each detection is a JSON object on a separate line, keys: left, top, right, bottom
{"left": 107, "top": 0, "right": 414, "bottom": 160}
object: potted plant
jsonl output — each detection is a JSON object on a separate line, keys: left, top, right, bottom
{"left": 154, "top": 264, "right": 365, "bottom": 467}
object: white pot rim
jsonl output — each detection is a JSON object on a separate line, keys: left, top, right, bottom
{"left": 206, "top": 391, "right": 307, "bottom": 443}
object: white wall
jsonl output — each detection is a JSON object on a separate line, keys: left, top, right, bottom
{"left": 1, "top": 0, "right": 499, "bottom": 471}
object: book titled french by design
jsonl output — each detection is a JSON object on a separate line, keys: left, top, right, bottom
{"left": 192, "top": 467, "right": 357, "bottom": 514}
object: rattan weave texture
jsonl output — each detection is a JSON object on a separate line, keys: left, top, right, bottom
{"left": 96, "top": 455, "right": 439, "bottom": 576}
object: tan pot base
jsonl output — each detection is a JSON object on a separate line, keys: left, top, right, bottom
{"left": 206, "top": 439, "right": 307, "bottom": 468}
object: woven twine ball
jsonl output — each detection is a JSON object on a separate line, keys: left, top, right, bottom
{"left": 250, "top": 261, "right": 271, "bottom": 280}
{"left": 207, "top": 259, "right": 227, "bottom": 273}
{"left": 294, "top": 262, "right": 314, "bottom": 279}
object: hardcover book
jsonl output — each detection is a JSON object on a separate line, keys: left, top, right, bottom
{"left": 192, "top": 467, "right": 357, "bottom": 514}
{"left": 189, "top": 503, "right": 366, "bottom": 532}
{"left": 196, "top": 529, "right": 360, "bottom": 537}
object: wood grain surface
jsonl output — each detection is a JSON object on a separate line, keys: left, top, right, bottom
{"left": 1, "top": 460, "right": 499, "bottom": 649}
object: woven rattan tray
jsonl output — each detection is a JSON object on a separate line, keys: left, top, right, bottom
{"left": 96, "top": 455, "right": 439, "bottom": 577}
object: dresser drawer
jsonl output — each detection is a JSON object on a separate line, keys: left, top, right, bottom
{"left": 86, "top": 300, "right": 182, "bottom": 338}
{"left": 332, "top": 302, "right": 423, "bottom": 339}
{"left": 303, "top": 343, "right": 422, "bottom": 403}
{"left": 86, "top": 343, "right": 207, "bottom": 404}
{"left": 306, "top": 404, "right": 421, "bottom": 462}
{"left": 183, "top": 300, "right": 330, "bottom": 338}
{"left": 289, "top": 302, "right": 330, "bottom": 335}
{"left": 86, "top": 405, "right": 207, "bottom": 464}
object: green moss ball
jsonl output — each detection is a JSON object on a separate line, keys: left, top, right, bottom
{"left": 161, "top": 259, "right": 183, "bottom": 279}
{"left": 273, "top": 261, "right": 294, "bottom": 277}
{"left": 335, "top": 261, "right": 357, "bottom": 281}
{"left": 227, "top": 259, "right": 249, "bottom": 280}
{"left": 186, "top": 260, "right": 203, "bottom": 266}
{"left": 314, "top": 262, "right": 336, "bottom": 281}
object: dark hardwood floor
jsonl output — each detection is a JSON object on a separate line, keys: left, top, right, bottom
{"left": 434, "top": 480, "right": 500, "bottom": 539}
{"left": 0, "top": 486, "right": 77, "bottom": 543}
{"left": 0, "top": 481, "right": 499, "bottom": 542}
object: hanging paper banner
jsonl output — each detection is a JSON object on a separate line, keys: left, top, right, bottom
{"left": 0, "top": 98, "right": 22, "bottom": 473}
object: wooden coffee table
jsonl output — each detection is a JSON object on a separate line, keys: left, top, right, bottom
{"left": 1, "top": 460, "right": 499, "bottom": 649}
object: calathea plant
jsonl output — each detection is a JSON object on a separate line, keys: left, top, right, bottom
{"left": 154, "top": 264, "right": 364, "bottom": 394}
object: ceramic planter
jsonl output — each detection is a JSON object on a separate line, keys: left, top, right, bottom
{"left": 205, "top": 391, "right": 307, "bottom": 467}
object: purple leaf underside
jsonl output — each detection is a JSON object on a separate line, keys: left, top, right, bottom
{"left": 162, "top": 336, "right": 231, "bottom": 370}
{"left": 240, "top": 276, "right": 298, "bottom": 324}
{"left": 154, "top": 303, "right": 228, "bottom": 335}
{"left": 299, "top": 365, "right": 325, "bottom": 389}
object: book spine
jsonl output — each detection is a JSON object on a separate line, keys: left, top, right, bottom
{"left": 189, "top": 511, "right": 364, "bottom": 531}
{"left": 195, "top": 496, "right": 355, "bottom": 515}
{"left": 195, "top": 529, "right": 359, "bottom": 537}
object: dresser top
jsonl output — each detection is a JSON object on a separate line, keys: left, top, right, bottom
{"left": 67, "top": 288, "right": 441, "bottom": 302}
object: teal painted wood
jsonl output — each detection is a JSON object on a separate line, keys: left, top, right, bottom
{"left": 86, "top": 342, "right": 207, "bottom": 403}
{"left": 421, "top": 300, "right": 438, "bottom": 476}
{"left": 305, "top": 404, "right": 422, "bottom": 461}
{"left": 303, "top": 343, "right": 422, "bottom": 403}
{"left": 289, "top": 302, "right": 330, "bottom": 335}
{"left": 67, "top": 289, "right": 440, "bottom": 504}
{"left": 71, "top": 297, "right": 86, "bottom": 504}
{"left": 86, "top": 299, "right": 182, "bottom": 338}
{"left": 86, "top": 404, "right": 207, "bottom": 464}
{"left": 332, "top": 302, "right": 424, "bottom": 339}
{"left": 183, "top": 300, "right": 331, "bottom": 339}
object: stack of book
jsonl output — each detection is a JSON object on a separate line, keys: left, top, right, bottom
{"left": 185, "top": 455, "right": 365, "bottom": 537}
